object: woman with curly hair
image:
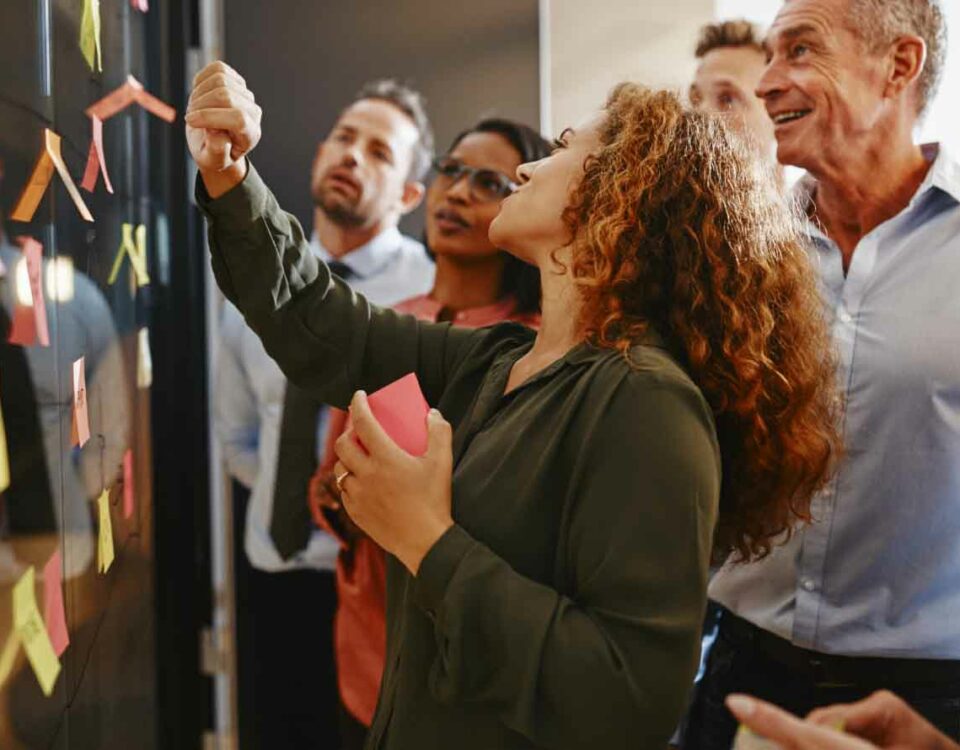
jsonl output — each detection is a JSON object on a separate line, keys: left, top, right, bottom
{"left": 188, "top": 61, "right": 840, "bottom": 749}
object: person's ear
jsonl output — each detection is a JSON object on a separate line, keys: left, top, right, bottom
{"left": 398, "top": 181, "right": 425, "bottom": 216}
{"left": 885, "top": 35, "right": 926, "bottom": 104}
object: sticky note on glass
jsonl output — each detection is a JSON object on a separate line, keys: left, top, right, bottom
{"left": 42, "top": 550, "right": 70, "bottom": 657}
{"left": 7, "top": 238, "right": 51, "bottom": 348}
{"left": 123, "top": 449, "right": 135, "bottom": 519}
{"left": 108, "top": 223, "right": 149, "bottom": 287}
{"left": 365, "top": 373, "right": 430, "bottom": 456}
{"left": 13, "top": 566, "right": 62, "bottom": 696}
{"left": 72, "top": 357, "right": 90, "bottom": 448}
{"left": 0, "top": 397, "right": 10, "bottom": 493}
{"left": 137, "top": 327, "right": 153, "bottom": 388}
{"left": 80, "top": 0, "right": 103, "bottom": 73}
{"left": 85, "top": 75, "right": 176, "bottom": 123}
{"left": 97, "top": 490, "right": 115, "bottom": 573}
{"left": 81, "top": 114, "right": 114, "bottom": 194}
{"left": 131, "top": 0, "right": 149, "bottom": 13}
{"left": 10, "top": 129, "right": 94, "bottom": 223}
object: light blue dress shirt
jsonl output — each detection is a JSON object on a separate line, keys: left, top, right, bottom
{"left": 215, "top": 226, "right": 434, "bottom": 572}
{"left": 710, "top": 144, "right": 960, "bottom": 658}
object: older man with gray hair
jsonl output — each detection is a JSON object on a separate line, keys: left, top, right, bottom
{"left": 681, "top": 1, "right": 960, "bottom": 748}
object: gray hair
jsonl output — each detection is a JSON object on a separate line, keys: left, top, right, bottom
{"left": 848, "top": 0, "right": 947, "bottom": 115}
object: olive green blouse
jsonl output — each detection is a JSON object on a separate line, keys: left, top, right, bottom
{"left": 198, "top": 163, "right": 721, "bottom": 749}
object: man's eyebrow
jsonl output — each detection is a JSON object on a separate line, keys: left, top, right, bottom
{"left": 765, "top": 22, "right": 821, "bottom": 54}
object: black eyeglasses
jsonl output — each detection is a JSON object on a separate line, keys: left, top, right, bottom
{"left": 431, "top": 156, "right": 517, "bottom": 203}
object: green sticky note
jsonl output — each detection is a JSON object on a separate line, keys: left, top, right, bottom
{"left": 80, "top": 0, "right": 103, "bottom": 73}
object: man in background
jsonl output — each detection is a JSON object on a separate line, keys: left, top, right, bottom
{"left": 690, "top": 19, "right": 777, "bottom": 157}
{"left": 214, "top": 79, "right": 435, "bottom": 749}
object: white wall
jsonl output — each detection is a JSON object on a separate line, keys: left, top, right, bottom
{"left": 544, "top": 0, "right": 714, "bottom": 136}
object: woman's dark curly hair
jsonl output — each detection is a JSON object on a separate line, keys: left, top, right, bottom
{"left": 566, "top": 84, "right": 842, "bottom": 561}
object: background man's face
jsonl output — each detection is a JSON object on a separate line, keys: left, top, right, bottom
{"left": 310, "top": 98, "right": 420, "bottom": 228}
{"left": 691, "top": 45, "right": 776, "bottom": 155}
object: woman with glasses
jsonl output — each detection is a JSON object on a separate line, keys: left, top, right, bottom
{"left": 307, "top": 118, "right": 551, "bottom": 750}
{"left": 189, "top": 62, "right": 840, "bottom": 749}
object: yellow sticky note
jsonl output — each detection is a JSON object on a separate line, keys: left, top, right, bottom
{"left": 137, "top": 327, "right": 153, "bottom": 389}
{"left": 108, "top": 223, "right": 150, "bottom": 287}
{"left": 80, "top": 0, "right": 103, "bottom": 73}
{"left": 0, "top": 396, "right": 10, "bottom": 493}
{"left": 97, "top": 490, "right": 115, "bottom": 573}
{"left": 12, "top": 567, "right": 61, "bottom": 696}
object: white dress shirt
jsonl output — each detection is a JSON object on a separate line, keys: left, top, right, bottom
{"left": 215, "top": 226, "right": 434, "bottom": 572}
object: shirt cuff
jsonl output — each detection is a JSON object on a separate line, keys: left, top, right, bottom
{"left": 194, "top": 159, "right": 270, "bottom": 228}
{"left": 413, "top": 524, "right": 475, "bottom": 615}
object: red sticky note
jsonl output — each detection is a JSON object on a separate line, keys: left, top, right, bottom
{"left": 71, "top": 357, "right": 90, "bottom": 447}
{"left": 81, "top": 115, "right": 114, "bottom": 194}
{"left": 42, "top": 550, "right": 69, "bottom": 657}
{"left": 123, "top": 449, "right": 135, "bottom": 519}
{"left": 7, "top": 238, "right": 49, "bottom": 347}
{"left": 366, "top": 373, "right": 430, "bottom": 456}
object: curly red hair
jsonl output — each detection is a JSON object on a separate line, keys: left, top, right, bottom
{"left": 567, "top": 84, "right": 841, "bottom": 561}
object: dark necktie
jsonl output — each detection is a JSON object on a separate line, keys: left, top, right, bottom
{"left": 270, "top": 258, "right": 354, "bottom": 559}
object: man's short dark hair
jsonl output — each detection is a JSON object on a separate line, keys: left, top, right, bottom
{"left": 350, "top": 79, "right": 434, "bottom": 182}
{"left": 695, "top": 19, "right": 764, "bottom": 59}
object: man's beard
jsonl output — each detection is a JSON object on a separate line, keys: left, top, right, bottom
{"left": 313, "top": 183, "right": 367, "bottom": 228}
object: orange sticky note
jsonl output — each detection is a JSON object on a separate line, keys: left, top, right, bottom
{"left": 108, "top": 223, "right": 150, "bottom": 287}
{"left": 0, "top": 395, "right": 9, "bottom": 494}
{"left": 365, "top": 373, "right": 430, "bottom": 456}
{"left": 80, "top": 0, "right": 103, "bottom": 73}
{"left": 85, "top": 75, "right": 176, "bottom": 123}
{"left": 71, "top": 357, "right": 90, "bottom": 448}
{"left": 122, "top": 449, "right": 134, "bottom": 519}
{"left": 10, "top": 130, "right": 93, "bottom": 223}
{"left": 13, "top": 566, "right": 61, "bottom": 696}
{"left": 42, "top": 550, "right": 69, "bottom": 657}
{"left": 97, "top": 490, "right": 115, "bottom": 573}
{"left": 80, "top": 115, "right": 114, "bottom": 194}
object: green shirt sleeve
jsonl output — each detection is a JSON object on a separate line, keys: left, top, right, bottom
{"left": 196, "top": 162, "right": 479, "bottom": 408}
{"left": 412, "top": 366, "right": 720, "bottom": 749}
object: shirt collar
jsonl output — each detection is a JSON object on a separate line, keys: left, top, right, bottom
{"left": 793, "top": 142, "right": 960, "bottom": 243}
{"left": 309, "top": 225, "right": 406, "bottom": 280}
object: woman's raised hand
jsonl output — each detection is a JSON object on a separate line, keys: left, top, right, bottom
{"left": 185, "top": 61, "right": 262, "bottom": 197}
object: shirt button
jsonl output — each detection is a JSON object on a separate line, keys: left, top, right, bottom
{"left": 801, "top": 578, "right": 817, "bottom": 592}
{"left": 837, "top": 308, "right": 853, "bottom": 325}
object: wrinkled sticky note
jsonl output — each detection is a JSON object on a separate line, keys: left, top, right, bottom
{"left": 108, "top": 223, "right": 149, "bottom": 287}
{"left": 137, "top": 327, "right": 153, "bottom": 388}
{"left": 97, "top": 490, "right": 114, "bottom": 573}
{"left": 80, "top": 0, "right": 103, "bottom": 73}
{"left": 85, "top": 75, "right": 176, "bottom": 123}
{"left": 10, "top": 130, "right": 93, "bottom": 223}
{"left": 81, "top": 115, "right": 114, "bottom": 194}
{"left": 123, "top": 449, "right": 134, "bottom": 519}
{"left": 42, "top": 550, "right": 69, "bottom": 657}
{"left": 0, "top": 397, "right": 9, "bottom": 493}
{"left": 13, "top": 566, "right": 62, "bottom": 696}
{"left": 365, "top": 373, "right": 430, "bottom": 456}
{"left": 71, "top": 357, "right": 90, "bottom": 447}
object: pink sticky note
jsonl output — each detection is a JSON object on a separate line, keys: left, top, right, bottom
{"left": 81, "top": 115, "right": 114, "bottom": 194}
{"left": 365, "top": 373, "right": 430, "bottom": 456}
{"left": 131, "top": 0, "right": 148, "bottom": 11}
{"left": 72, "top": 357, "right": 90, "bottom": 447}
{"left": 22, "top": 238, "right": 49, "bottom": 347}
{"left": 42, "top": 550, "right": 70, "bottom": 657}
{"left": 123, "top": 449, "right": 135, "bottom": 519}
